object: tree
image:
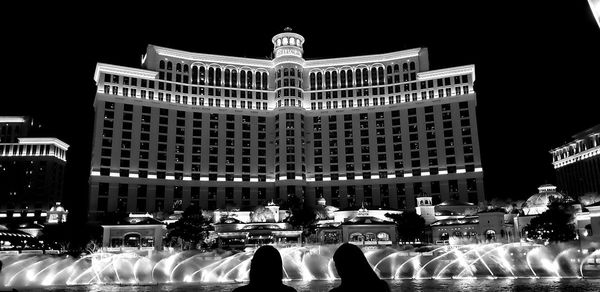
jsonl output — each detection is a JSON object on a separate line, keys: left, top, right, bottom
{"left": 523, "top": 200, "right": 577, "bottom": 243}
{"left": 281, "top": 195, "right": 319, "bottom": 242}
{"left": 166, "top": 203, "right": 212, "bottom": 250}
{"left": 386, "top": 211, "right": 426, "bottom": 243}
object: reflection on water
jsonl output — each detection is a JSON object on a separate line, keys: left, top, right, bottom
{"left": 10, "top": 278, "right": 600, "bottom": 292}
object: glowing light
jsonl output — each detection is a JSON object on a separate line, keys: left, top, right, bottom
{"left": 589, "top": 0, "right": 600, "bottom": 29}
{"left": 0, "top": 117, "right": 26, "bottom": 123}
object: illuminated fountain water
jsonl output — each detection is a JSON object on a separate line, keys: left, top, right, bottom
{"left": 1, "top": 243, "right": 598, "bottom": 288}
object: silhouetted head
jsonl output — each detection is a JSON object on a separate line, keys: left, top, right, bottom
{"left": 333, "top": 243, "right": 381, "bottom": 286}
{"left": 249, "top": 245, "right": 284, "bottom": 287}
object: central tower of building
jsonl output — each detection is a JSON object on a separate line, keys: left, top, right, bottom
{"left": 272, "top": 28, "right": 307, "bottom": 201}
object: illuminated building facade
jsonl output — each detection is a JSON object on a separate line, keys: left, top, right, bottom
{"left": 0, "top": 116, "right": 69, "bottom": 223}
{"left": 550, "top": 124, "right": 600, "bottom": 197}
{"left": 89, "top": 29, "right": 484, "bottom": 220}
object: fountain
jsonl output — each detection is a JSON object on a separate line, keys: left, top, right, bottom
{"left": 0, "top": 243, "right": 598, "bottom": 288}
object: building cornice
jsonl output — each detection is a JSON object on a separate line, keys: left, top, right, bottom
{"left": 151, "top": 46, "right": 274, "bottom": 68}
{"left": 18, "top": 138, "right": 70, "bottom": 150}
{"left": 94, "top": 63, "right": 158, "bottom": 83}
{"left": 303, "top": 48, "right": 423, "bottom": 68}
{"left": 417, "top": 65, "right": 476, "bottom": 81}
{"left": 552, "top": 146, "right": 600, "bottom": 169}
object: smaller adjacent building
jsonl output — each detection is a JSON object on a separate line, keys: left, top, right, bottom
{"left": 550, "top": 124, "right": 600, "bottom": 198}
{"left": 1, "top": 116, "right": 70, "bottom": 227}
{"left": 212, "top": 202, "right": 302, "bottom": 248}
{"left": 513, "top": 184, "right": 573, "bottom": 240}
{"left": 315, "top": 199, "right": 401, "bottom": 246}
{"left": 339, "top": 206, "right": 396, "bottom": 246}
{"left": 428, "top": 193, "right": 515, "bottom": 244}
{"left": 101, "top": 213, "right": 167, "bottom": 252}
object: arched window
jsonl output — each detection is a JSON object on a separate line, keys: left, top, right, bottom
{"left": 332, "top": 71, "right": 338, "bottom": 89}
{"left": 167, "top": 61, "right": 173, "bottom": 70}
{"left": 176, "top": 63, "right": 182, "bottom": 72}
{"left": 297, "top": 69, "right": 302, "bottom": 78}
{"left": 192, "top": 66, "right": 198, "bottom": 84}
{"left": 183, "top": 64, "right": 189, "bottom": 73}
{"left": 402, "top": 63, "right": 408, "bottom": 72}
{"left": 208, "top": 67, "right": 214, "bottom": 86}
{"left": 410, "top": 61, "right": 416, "bottom": 70}
{"left": 371, "top": 67, "right": 378, "bottom": 85}
{"left": 394, "top": 64, "right": 400, "bottom": 73}
{"left": 325, "top": 71, "right": 331, "bottom": 89}
{"left": 377, "top": 232, "right": 390, "bottom": 241}
{"left": 277, "top": 69, "right": 281, "bottom": 78}
{"left": 231, "top": 70, "right": 237, "bottom": 88}
{"left": 440, "top": 232, "right": 449, "bottom": 240}
{"left": 247, "top": 71, "right": 253, "bottom": 89}
{"left": 240, "top": 71, "right": 246, "bottom": 89}
{"left": 199, "top": 67, "right": 205, "bottom": 85}
{"left": 215, "top": 68, "right": 222, "bottom": 86}
{"left": 124, "top": 233, "right": 141, "bottom": 247}
{"left": 362, "top": 68, "right": 369, "bottom": 85}
{"left": 347, "top": 69, "right": 353, "bottom": 86}
{"left": 224, "top": 69, "right": 231, "bottom": 87}
{"left": 290, "top": 68, "right": 295, "bottom": 77}
{"left": 316, "top": 72, "right": 323, "bottom": 90}
{"left": 387, "top": 65, "right": 392, "bottom": 75}
{"left": 159, "top": 60, "right": 165, "bottom": 69}
{"left": 350, "top": 233, "right": 364, "bottom": 242}
{"left": 284, "top": 68, "right": 289, "bottom": 76}
{"left": 364, "top": 233, "right": 376, "bottom": 241}
{"left": 310, "top": 73, "right": 316, "bottom": 90}
{"left": 256, "top": 72, "right": 261, "bottom": 90}
{"left": 355, "top": 69, "right": 362, "bottom": 87}
{"left": 340, "top": 71, "right": 346, "bottom": 88}
{"left": 378, "top": 67, "right": 384, "bottom": 84}
{"left": 262, "top": 72, "right": 267, "bottom": 89}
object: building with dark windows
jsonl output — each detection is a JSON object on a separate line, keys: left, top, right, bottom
{"left": 88, "top": 29, "right": 484, "bottom": 221}
{"left": 550, "top": 124, "right": 600, "bottom": 197}
{"left": 0, "top": 116, "right": 69, "bottom": 224}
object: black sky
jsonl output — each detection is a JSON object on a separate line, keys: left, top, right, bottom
{"left": 2, "top": 1, "right": 599, "bottom": 219}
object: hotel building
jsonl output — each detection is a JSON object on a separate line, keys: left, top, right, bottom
{"left": 0, "top": 116, "right": 69, "bottom": 222}
{"left": 550, "top": 124, "right": 600, "bottom": 197}
{"left": 89, "top": 29, "right": 484, "bottom": 220}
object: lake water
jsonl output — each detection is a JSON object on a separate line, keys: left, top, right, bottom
{"left": 8, "top": 278, "right": 600, "bottom": 292}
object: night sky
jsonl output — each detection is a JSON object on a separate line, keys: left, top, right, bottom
{"left": 2, "top": 2, "right": 599, "bottom": 221}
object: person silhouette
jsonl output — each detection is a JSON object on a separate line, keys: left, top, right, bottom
{"left": 232, "top": 245, "right": 296, "bottom": 292}
{"left": 330, "top": 243, "right": 390, "bottom": 292}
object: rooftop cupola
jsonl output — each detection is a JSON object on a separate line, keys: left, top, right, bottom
{"left": 272, "top": 27, "right": 305, "bottom": 60}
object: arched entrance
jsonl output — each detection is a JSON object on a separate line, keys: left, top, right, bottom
{"left": 349, "top": 232, "right": 364, "bottom": 243}
{"left": 485, "top": 230, "right": 496, "bottom": 241}
{"left": 124, "top": 233, "right": 141, "bottom": 247}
